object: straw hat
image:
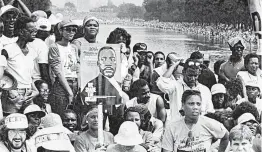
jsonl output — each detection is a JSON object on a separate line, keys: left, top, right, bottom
{"left": 5, "top": 113, "right": 28, "bottom": 129}
{"left": 114, "top": 121, "right": 143, "bottom": 146}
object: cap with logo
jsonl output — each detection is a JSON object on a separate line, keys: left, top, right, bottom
{"left": 5, "top": 113, "right": 28, "bottom": 129}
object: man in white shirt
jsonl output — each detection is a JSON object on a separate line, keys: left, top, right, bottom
{"left": 1, "top": 16, "right": 39, "bottom": 114}
{"left": 157, "top": 58, "right": 214, "bottom": 122}
{"left": 28, "top": 17, "right": 51, "bottom": 84}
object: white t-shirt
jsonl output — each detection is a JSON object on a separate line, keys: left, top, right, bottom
{"left": 28, "top": 38, "right": 49, "bottom": 81}
{"left": 4, "top": 43, "right": 37, "bottom": 88}
{"left": 0, "top": 55, "right": 7, "bottom": 67}
{"left": 157, "top": 77, "right": 215, "bottom": 121}
{"left": 57, "top": 43, "right": 78, "bottom": 78}
{"left": 0, "top": 35, "right": 18, "bottom": 46}
{"left": 237, "top": 70, "right": 262, "bottom": 91}
{"left": 162, "top": 116, "right": 227, "bottom": 152}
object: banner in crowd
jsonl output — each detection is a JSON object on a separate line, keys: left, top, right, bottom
{"left": 80, "top": 43, "right": 122, "bottom": 106}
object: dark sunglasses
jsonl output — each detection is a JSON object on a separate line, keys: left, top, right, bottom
{"left": 63, "top": 27, "right": 77, "bottom": 33}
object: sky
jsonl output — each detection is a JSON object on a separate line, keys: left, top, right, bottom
{"left": 51, "top": 0, "right": 143, "bottom": 8}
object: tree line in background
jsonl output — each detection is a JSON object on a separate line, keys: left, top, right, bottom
{"left": 118, "top": 0, "right": 251, "bottom": 29}
{"left": 3, "top": 0, "right": 51, "bottom": 12}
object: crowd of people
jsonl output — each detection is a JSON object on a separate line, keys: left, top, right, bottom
{"left": 0, "top": 1, "right": 261, "bottom": 152}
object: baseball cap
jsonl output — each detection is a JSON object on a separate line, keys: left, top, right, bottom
{"left": 31, "top": 10, "right": 47, "bottom": 21}
{"left": 83, "top": 16, "right": 99, "bottom": 26}
{"left": 36, "top": 18, "right": 51, "bottom": 31}
{"left": 133, "top": 43, "right": 147, "bottom": 53}
{"left": 237, "top": 113, "right": 258, "bottom": 124}
{"left": 57, "top": 19, "right": 78, "bottom": 30}
{"left": 0, "top": 5, "right": 19, "bottom": 17}
{"left": 211, "top": 83, "right": 226, "bottom": 95}
{"left": 228, "top": 36, "right": 246, "bottom": 49}
{"left": 246, "top": 81, "right": 260, "bottom": 91}
{"left": 23, "top": 104, "right": 46, "bottom": 118}
{"left": 5, "top": 113, "right": 28, "bottom": 129}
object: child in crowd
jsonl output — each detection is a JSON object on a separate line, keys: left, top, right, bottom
{"left": 229, "top": 124, "right": 255, "bottom": 152}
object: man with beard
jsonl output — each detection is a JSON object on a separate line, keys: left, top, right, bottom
{"left": 0, "top": 113, "right": 32, "bottom": 152}
{"left": 219, "top": 37, "right": 246, "bottom": 84}
{"left": 1, "top": 16, "right": 39, "bottom": 115}
{"left": 81, "top": 46, "right": 126, "bottom": 135}
{"left": 128, "top": 79, "right": 167, "bottom": 124}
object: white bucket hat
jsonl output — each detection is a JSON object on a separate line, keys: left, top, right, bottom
{"left": 23, "top": 104, "right": 46, "bottom": 118}
{"left": 237, "top": 113, "right": 258, "bottom": 124}
{"left": 5, "top": 113, "right": 28, "bottom": 129}
{"left": 114, "top": 121, "right": 143, "bottom": 146}
{"left": 211, "top": 83, "right": 226, "bottom": 95}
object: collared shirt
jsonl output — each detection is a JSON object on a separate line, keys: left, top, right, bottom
{"left": 156, "top": 76, "right": 214, "bottom": 122}
{"left": 220, "top": 56, "right": 244, "bottom": 80}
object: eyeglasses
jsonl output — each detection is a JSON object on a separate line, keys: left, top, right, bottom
{"left": 8, "top": 130, "right": 26, "bottom": 137}
{"left": 63, "top": 27, "right": 77, "bottom": 33}
{"left": 26, "top": 28, "right": 38, "bottom": 34}
{"left": 40, "top": 89, "right": 50, "bottom": 93}
{"left": 187, "top": 61, "right": 206, "bottom": 69}
{"left": 246, "top": 86, "right": 259, "bottom": 91}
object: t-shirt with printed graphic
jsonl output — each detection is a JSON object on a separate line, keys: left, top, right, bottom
{"left": 57, "top": 43, "right": 78, "bottom": 78}
{"left": 161, "top": 116, "right": 227, "bottom": 152}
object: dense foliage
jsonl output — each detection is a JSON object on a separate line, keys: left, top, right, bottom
{"left": 143, "top": 0, "right": 251, "bottom": 28}
{"left": 3, "top": 0, "right": 51, "bottom": 12}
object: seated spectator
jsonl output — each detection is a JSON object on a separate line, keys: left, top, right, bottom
{"left": 106, "top": 121, "right": 147, "bottom": 152}
{"left": 229, "top": 124, "right": 255, "bottom": 152}
{"left": 237, "top": 81, "right": 262, "bottom": 114}
{"left": 237, "top": 113, "right": 259, "bottom": 136}
{"left": 224, "top": 78, "right": 244, "bottom": 110}
{"left": 211, "top": 83, "right": 228, "bottom": 111}
{"left": 23, "top": 104, "right": 46, "bottom": 138}
{"left": 61, "top": 109, "right": 80, "bottom": 145}
{"left": 128, "top": 79, "right": 167, "bottom": 124}
{"left": 34, "top": 80, "right": 52, "bottom": 114}
{"left": 232, "top": 101, "right": 260, "bottom": 123}
{"left": 74, "top": 107, "right": 114, "bottom": 152}
{"left": 161, "top": 90, "right": 229, "bottom": 152}
{"left": 237, "top": 53, "right": 262, "bottom": 97}
{"left": 124, "top": 106, "right": 154, "bottom": 150}
{"left": 0, "top": 113, "right": 32, "bottom": 152}
{"left": 190, "top": 51, "right": 216, "bottom": 90}
{"left": 132, "top": 104, "right": 163, "bottom": 143}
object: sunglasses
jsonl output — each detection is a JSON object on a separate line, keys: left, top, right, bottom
{"left": 63, "top": 27, "right": 77, "bottom": 33}
{"left": 40, "top": 89, "right": 50, "bottom": 93}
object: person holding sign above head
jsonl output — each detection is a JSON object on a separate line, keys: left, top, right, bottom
{"left": 162, "top": 90, "right": 229, "bottom": 152}
{"left": 48, "top": 19, "right": 79, "bottom": 116}
{"left": 81, "top": 46, "right": 129, "bottom": 135}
